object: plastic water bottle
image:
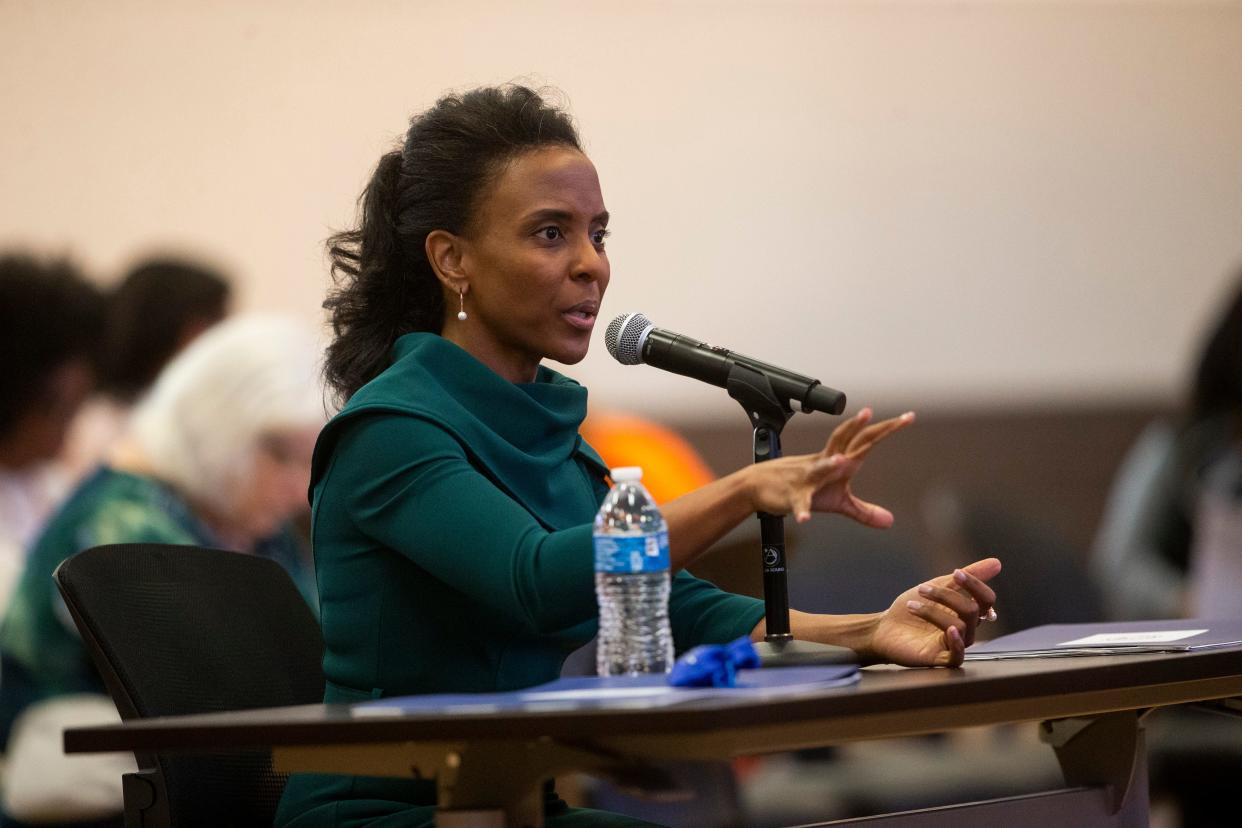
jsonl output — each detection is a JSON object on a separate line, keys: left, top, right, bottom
{"left": 593, "top": 466, "right": 674, "bottom": 675}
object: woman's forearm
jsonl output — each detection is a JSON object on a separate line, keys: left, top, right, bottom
{"left": 661, "top": 466, "right": 757, "bottom": 571}
{"left": 750, "top": 609, "right": 881, "bottom": 661}
{"left": 657, "top": 409, "right": 911, "bottom": 573}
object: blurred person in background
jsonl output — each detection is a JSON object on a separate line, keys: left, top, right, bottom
{"left": 0, "top": 314, "right": 324, "bottom": 828}
{"left": 1092, "top": 263, "right": 1242, "bottom": 620}
{"left": 0, "top": 255, "right": 106, "bottom": 613}
{"left": 1090, "top": 262, "right": 1242, "bottom": 828}
{"left": 62, "top": 256, "right": 232, "bottom": 479}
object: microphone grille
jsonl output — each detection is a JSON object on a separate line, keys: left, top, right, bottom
{"left": 604, "top": 312, "right": 652, "bottom": 365}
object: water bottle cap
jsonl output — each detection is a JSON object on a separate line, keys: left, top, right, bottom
{"left": 610, "top": 466, "right": 643, "bottom": 482}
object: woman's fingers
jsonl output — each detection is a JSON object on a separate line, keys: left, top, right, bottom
{"left": 845, "top": 412, "right": 916, "bottom": 459}
{"left": 824, "top": 408, "right": 872, "bottom": 456}
{"left": 808, "top": 452, "right": 850, "bottom": 482}
{"left": 838, "top": 495, "right": 894, "bottom": 529}
{"left": 952, "top": 566, "right": 997, "bottom": 619}
{"left": 938, "top": 626, "right": 966, "bottom": 667}
{"left": 823, "top": 407, "right": 916, "bottom": 461}
{"left": 958, "top": 558, "right": 1003, "bottom": 623}
{"left": 840, "top": 407, "right": 875, "bottom": 443}
{"left": 793, "top": 487, "right": 815, "bottom": 523}
{"left": 909, "top": 595, "right": 963, "bottom": 635}
{"left": 796, "top": 408, "right": 916, "bottom": 525}
{"left": 917, "top": 581, "right": 980, "bottom": 645}
{"left": 918, "top": 559, "right": 1003, "bottom": 649}
{"left": 962, "top": 557, "right": 1003, "bottom": 581}
{"left": 906, "top": 597, "right": 968, "bottom": 665}
{"left": 905, "top": 596, "right": 968, "bottom": 638}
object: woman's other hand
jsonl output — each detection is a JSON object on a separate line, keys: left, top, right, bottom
{"left": 863, "top": 557, "right": 1002, "bottom": 667}
{"left": 749, "top": 407, "right": 915, "bottom": 527}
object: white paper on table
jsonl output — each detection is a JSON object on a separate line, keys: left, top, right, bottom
{"left": 1058, "top": 630, "right": 1209, "bottom": 647}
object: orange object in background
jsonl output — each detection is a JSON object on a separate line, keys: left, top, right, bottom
{"left": 580, "top": 411, "right": 716, "bottom": 504}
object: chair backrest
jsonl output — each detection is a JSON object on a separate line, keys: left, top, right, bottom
{"left": 55, "top": 543, "right": 324, "bottom": 828}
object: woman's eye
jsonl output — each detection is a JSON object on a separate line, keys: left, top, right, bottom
{"left": 592, "top": 229, "right": 611, "bottom": 246}
{"left": 538, "top": 226, "right": 562, "bottom": 241}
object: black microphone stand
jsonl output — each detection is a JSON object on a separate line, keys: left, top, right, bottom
{"left": 726, "top": 362, "right": 856, "bottom": 667}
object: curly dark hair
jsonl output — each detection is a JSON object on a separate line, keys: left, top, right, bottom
{"left": 100, "top": 257, "right": 231, "bottom": 401}
{"left": 323, "top": 85, "right": 582, "bottom": 403}
{"left": 0, "top": 253, "right": 106, "bottom": 436}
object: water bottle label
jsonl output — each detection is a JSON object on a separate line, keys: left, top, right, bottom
{"left": 593, "top": 530, "right": 670, "bottom": 574}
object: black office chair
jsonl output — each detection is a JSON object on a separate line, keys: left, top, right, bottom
{"left": 53, "top": 543, "right": 324, "bottom": 828}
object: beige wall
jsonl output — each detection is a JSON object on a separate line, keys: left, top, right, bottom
{"left": 3, "top": 0, "right": 1241, "bottom": 418}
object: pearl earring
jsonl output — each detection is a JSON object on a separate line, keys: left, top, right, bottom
{"left": 457, "top": 290, "right": 467, "bottom": 322}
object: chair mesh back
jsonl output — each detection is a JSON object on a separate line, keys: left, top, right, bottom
{"left": 55, "top": 543, "right": 324, "bottom": 828}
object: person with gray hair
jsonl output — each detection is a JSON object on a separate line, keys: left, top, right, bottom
{"left": 0, "top": 314, "right": 325, "bottom": 828}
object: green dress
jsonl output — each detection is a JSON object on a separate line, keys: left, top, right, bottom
{"left": 276, "top": 333, "right": 765, "bottom": 827}
{"left": 0, "top": 466, "right": 317, "bottom": 746}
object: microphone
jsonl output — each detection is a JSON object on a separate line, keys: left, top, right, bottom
{"left": 604, "top": 312, "right": 846, "bottom": 415}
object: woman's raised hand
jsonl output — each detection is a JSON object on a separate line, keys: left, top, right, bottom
{"left": 749, "top": 407, "right": 915, "bottom": 527}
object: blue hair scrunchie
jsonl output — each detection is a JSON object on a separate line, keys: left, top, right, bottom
{"left": 668, "top": 636, "right": 761, "bottom": 688}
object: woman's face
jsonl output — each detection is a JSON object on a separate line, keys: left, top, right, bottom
{"left": 450, "top": 145, "right": 610, "bottom": 382}
{"left": 232, "top": 425, "right": 319, "bottom": 541}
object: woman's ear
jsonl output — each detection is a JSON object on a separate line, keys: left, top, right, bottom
{"left": 426, "top": 229, "right": 468, "bottom": 295}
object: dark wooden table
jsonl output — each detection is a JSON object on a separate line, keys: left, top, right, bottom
{"left": 65, "top": 647, "right": 1242, "bottom": 827}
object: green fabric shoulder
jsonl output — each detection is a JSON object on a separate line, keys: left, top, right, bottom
{"left": 0, "top": 467, "right": 207, "bottom": 681}
{"left": 313, "top": 333, "right": 609, "bottom": 531}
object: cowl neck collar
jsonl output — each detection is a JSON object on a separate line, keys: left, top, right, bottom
{"left": 312, "top": 333, "right": 608, "bottom": 529}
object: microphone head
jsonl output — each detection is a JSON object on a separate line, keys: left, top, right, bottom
{"left": 604, "top": 312, "right": 653, "bottom": 365}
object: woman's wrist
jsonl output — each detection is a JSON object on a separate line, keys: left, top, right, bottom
{"left": 738, "top": 462, "right": 765, "bottom": 515}
{"left": 663, "top": 464, "right": 769, "bottom": 570}
{"left": 706, "top": 463, "right": 763, "bottom": 521}
{"left": 790, "top": 610, "right": 883, "bottom": 664}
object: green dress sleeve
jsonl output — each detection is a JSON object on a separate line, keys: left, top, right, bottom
{"left": 330, "top": 415, "right": 599, "bottom": 635}
{"left": 328, "top": 414, "right": 766, "bottom": 649}
{"left": 668, "top": 570, "right": 765, "bottom": 652}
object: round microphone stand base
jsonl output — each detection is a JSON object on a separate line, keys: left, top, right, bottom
{"left": 755, "top": 638, "right": 857, "bottom": 668}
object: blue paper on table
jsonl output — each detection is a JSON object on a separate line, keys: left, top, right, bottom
{"left": 351, "top": 666, "right": 859, "bottom": 717}
{"left": 964, "top": 618, "right": 1242, "bottom": 660}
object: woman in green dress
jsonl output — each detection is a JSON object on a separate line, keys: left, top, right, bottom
{"left": 277, "top": 85, "right": 1000, "bottom": 827}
